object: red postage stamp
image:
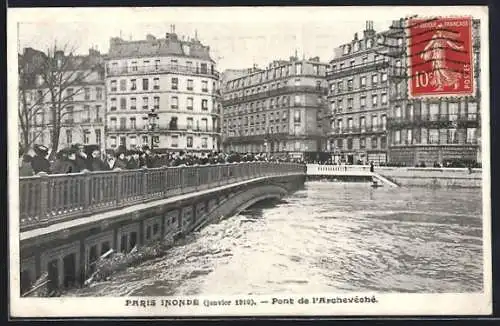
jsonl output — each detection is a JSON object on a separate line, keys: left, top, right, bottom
{"left": 407, "top": 16, "right": 474, "bottom": 98}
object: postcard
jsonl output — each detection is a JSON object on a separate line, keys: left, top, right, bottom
{"left": 8, "top": 5, "right": 491, "bottom": 317}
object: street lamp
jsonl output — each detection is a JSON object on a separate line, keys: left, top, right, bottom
{"left": 147, "top": 108, "right": 158, "bottom": 150}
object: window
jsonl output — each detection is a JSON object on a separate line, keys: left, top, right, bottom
{"left": 372, "top": 137, "right": 378, "bottom": 149}
{"left": 202, "top": 137, "right": 208, "bottom": 148}
{"left": 187, "top": 117, "right": 193, "bottom": 130}
{"left": 330, "top": 83, "right": 335, "bottom": 92}
{"left": 120, "top": 79, "right": 126, "bottom": 91}
{"left": 294, "top": 95, "right": 301, "bottom": 106}
{"left": 360, "top": 116, "right": 366, "bottom": 132}
{"left": 347, "top": 98, "right": 353, "bottom": 110}
{"left": 119, "top": 117, "right": 126, "bottom": 129}
{"left": 66, "top": 130, "right": 72, "bottom": 144}
{"left": 120, "top": 97, "right": 126, "bottom": 110}
{"left": 343, "top": 45, "right": 350, "bottom": 55}
{"left": 394, "top": 130, "right": 401, "bottom": 144}
{"left": 186, "top": 136, "right": 193, "bottom": 148}
{"left": 408, "top": 104, "right": 414, "bottom": 120}
{"left": 96, "top": 87, "right": 103, "bottom": 100}
{"left": 95, "top": 105, "right": 102, "bottom": 121}
{"left": 110, "top": 117, "right": 117, "bottom": 129}
{"left": 381, "top": 72, "right": 388, "bottom": 82}
{"left": 350, "top": 60, "right": 355, "bottom": 67}
{"left": 171, "top": 78, "right": 178, "bottom": 90}
{"left": 141, "top": 136, "right": 148, "bottom": 145}
{"left": 155, "top": 59, "right": 160, "bottom": 70}
{"left": 171, "top": 135, "right": 179, "bottom": 147}
{"left": 367, "top": 39, "right": 373, "bottom": 48}
{"left": 202, "top": 99, "right": 208, "bottom": 110}
{"left": 110, "top": 80, "right": 117, "bottom": 92}
{"left": 110, "top": 136, "right": 117, "bottom": 148}
{"left": 294, "top": 110, "right": 301, "bottom": 123}
{"left": 171, "top": 96, "right": 178, "bottom": 109}
{"left": 430, "top": 103, "right": 440, "bottom": 119}
{"left": 448, "top": 128, "right": 458, "bottom": 143}
{"left": 295, "top": 63, "right": 302, "bottom": 75}
{"left": 130, "top": 117, "right": 136, "bottom": 129}
{"left": 468, "top": 102, "right": 478, "bottom": 119}
{"left": 347, "top": 79, "right": 353, "bottom": 90}
{"left": 372, "top": 95, "right": 378, "bottom": 106}
{"left": 429, "top": 129, "right": 439, "bottom": 144}
{"left": 187, "top": 79, "right": 194, "bottom": 91}
{"left": 347, "top": 118, "right": 353, "bottom": 131}
{"left": 331, "top": 101, "right": 336, "bottom": 112}
{"left": 187, "top": 97, "right": 193, "bottom": 110}
{"left": 202, "top": 80, "right": 208, "bottom": 92}
{"left": 407, "top": 129, "right": 413, "bottom": 144}
{"left": 360, "top": 137, "right": 366, "bottom": 149}
{"left": 397, "top": 37, "right": 403, "bottom": 46}
{"left": 338, "top": 99, "right": 343, "bottom": 111}
{"left": 141, "top": 78, "right": 148, "bottom": 91}
{"left": 84, "top": 88, "right": 90, "bottom": 100}
{"left": 66, "top": 88, "right": 74, "bottom": 101}
{"left": 131, "top": 79, "right": 137, "bottom": 91}
{"left": 313, "top": 65, "right": 319, "bottom": 75}
{"left": 294, "top": 79, "right": 301, "bottom": 87}
{"left": 337, "top": 81, "right": 343, "bottom": 92}
{"left": 82, "top": 105, "right": 90, "bottom": 121}
{"left": 347, "top": 138, "right": 353, "bottom": 150}
{"left": 381, "top": 93, "right": 387, "bottom": 105}
{"left": 394, "top": 106, "right": 402, "bottom": 118}
{"left": 363, "top": 57, "right": 368, "bottom": 65}
{"left": 449, "top": 102, "right": 459, "bottom": 121}
{"left": 372, "top": 74, "right": 378, "bottom": 84}
{"left": 338, "top": 119, "right": 343, "bottom": 132}
{"left": 95, "top": 129, "right": 101, "bottom": 145}
{"left": 382, "top": 115, "right": 387, "bottom": 130}
{"left": 153, "top": 78, "right": 160, "bottom": 90}
{"left": 359, "top": 96, "right": 366, "bottom": 108}
{"left": 201, "top": 118, "right": 208, "bottom": 131}
{"left": 466, "top": 128, "right": 477, "bottom": 143}
{"left": 131, "top": 61, "right": 138, "bottom": 71}
{"left": 130, "top": 97, "right": 136, "bottom": 110}
{"left": 360, "top": 76, "right": 366, "bottom": 87}
{"left": 337, "top": 138, "right": 343, "bottom": 149}
{"left": 154, "top": 96, "right": 160, "bottom": 109}
{"left": 142, "top": 97, "right": 148, "bottom": 110}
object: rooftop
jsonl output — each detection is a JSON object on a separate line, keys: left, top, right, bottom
{"left": 107, "top": 31, "right": 214, "bottom": 62}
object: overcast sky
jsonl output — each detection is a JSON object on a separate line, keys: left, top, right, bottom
{"left": 13, "top": 6, "right": 485, "bottom": 71}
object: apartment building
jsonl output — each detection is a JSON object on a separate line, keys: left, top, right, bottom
{"left": 221, "top": 56, "right": 329, "bottom": 159}
{"left": 387, "top": 19, "right": 482, "bottom": 166}
{"left": 18, "top": 47, "right": 106, "bottom": 151}
{"left": 105, "top": 28, "right": 221, "bottom": 153}
{"left": 326, "top": 21, "right": 393, "bottom": 165}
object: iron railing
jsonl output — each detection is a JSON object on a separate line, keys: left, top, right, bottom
{"left": 19, "top": 162, "right": 305, "bottom": 231}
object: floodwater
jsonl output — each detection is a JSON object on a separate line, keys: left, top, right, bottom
{"left": 67, "top": 181, "right": 483, "bottom": 296}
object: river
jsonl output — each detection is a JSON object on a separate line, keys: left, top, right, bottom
{"left": 67, "top": 181, "right": 483, "bottom": 296}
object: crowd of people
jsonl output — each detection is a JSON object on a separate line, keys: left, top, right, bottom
{"left": 18, "top": 144, "right": 305, "bottom": 177}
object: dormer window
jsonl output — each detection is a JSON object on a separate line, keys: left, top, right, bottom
{"left": 353, "top": 41, "right": 360, "bottom": 52}
{"left": 377, "top": 35, "right": 385, "bottom": 46}
{"left": 367, "top": 39, "right": 374, "bottom": 49}
{"left": 182, "top": 44, "right": 191, "bottom": 55}
{"left": 343, "top": 45, "right": 351, "bottom": 55}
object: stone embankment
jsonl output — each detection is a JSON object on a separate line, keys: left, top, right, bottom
{"left": 376, "top": 167, "right": 482, "bottom": 188}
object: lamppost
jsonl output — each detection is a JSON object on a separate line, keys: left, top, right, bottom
{"left": 147, "top": 108, "right": 158, "bottom": 150}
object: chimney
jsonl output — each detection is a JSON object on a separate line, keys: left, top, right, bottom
{"left": 354, "top": 32, "right": 358, "bottom": 40}
{"left": 364, "top": 20, "right": 375, "bottom": 38}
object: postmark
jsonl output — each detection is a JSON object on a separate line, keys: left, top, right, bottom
{"left": 407, "top": 16, "right": 474, "bottom": 98}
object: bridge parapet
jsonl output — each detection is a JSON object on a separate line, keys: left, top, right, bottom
{"left": 19, "top": 162, "right": 305, "bottom": 232}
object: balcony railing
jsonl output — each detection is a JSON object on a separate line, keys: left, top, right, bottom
{"left": 18, "top": 162, "right": 305, "bottom": 231}
{"left": 329, "top": 124, "right": 387, "bottom": 135}
{"left": 326, "top": 59, "right": 390, "bottom": 79}
{"left": 106, "top": 124, "right": 222, "bottom": 133}
{"left": 222, "top": 86, "right": 328, "bottom": 106}
{"left": 387, "top": 113, "right": 480, "bottom": 125}
{"left": 106, "top": 64, "right": 220, "bottom": 79}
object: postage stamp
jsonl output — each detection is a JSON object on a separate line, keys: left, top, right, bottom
{"left": 7, "top": 5, "right": 491, "bottom": 319}
{"left": 407, "top": 16, "right": 474, "bottom": 98}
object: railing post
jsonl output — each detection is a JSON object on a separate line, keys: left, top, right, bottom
{"left": 116, "top": 172, "right": 122, "bottom": 206}
{"left": 83, "top": 170, "right": 91, "bottom": 213}
{"left": 163, "top": 166, "right": 169, "bottom": 198}
{"left": 38, "top": 172, "right": 49, "bottom": 221}
{"left": 142, "top": 167, "right": 148, "bottom": 200}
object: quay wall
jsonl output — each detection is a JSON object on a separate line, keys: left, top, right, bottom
{"left": 376, "top": 167, "right": 482, "bottom": 188}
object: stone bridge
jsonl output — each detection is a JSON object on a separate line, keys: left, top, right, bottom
{"left": 17, "top": 162, "right": 306, "bottom": 296}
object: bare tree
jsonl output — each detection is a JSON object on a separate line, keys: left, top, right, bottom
{"left": 18, "top": 42, "right": 104, "bottom": 158}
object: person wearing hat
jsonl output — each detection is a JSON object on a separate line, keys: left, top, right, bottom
{"left": 71, "top": 144, "right": 88, "bottom": 172}
{"left": 86, "top": 146, "right": 107, "bottom": 171}
{"left": 113, "top": 147, "right": 128, "bottom": 170}
{"left": 126, "top": 149, "right": 140, "bottom": 169}
{"left": 51, "top": 147, "right": 79, "bottom": 174}
{"left": 31, "top": 144, "right": 51, "bottom": 174}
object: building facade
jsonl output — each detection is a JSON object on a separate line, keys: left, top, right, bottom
{"left": 221, "top": 57, "right": 329, "bottom": 159}
{"left": 326, "top": 21, "right": 393, "bottom": 165}
{"left": 387, "top": 20, "right": 481, "bottom": 166}
{"left": 18, "top": 47, "right": 106, "bottom": 152}
{"left": 104, "top": 30, "right": 221, "bottom": 153}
